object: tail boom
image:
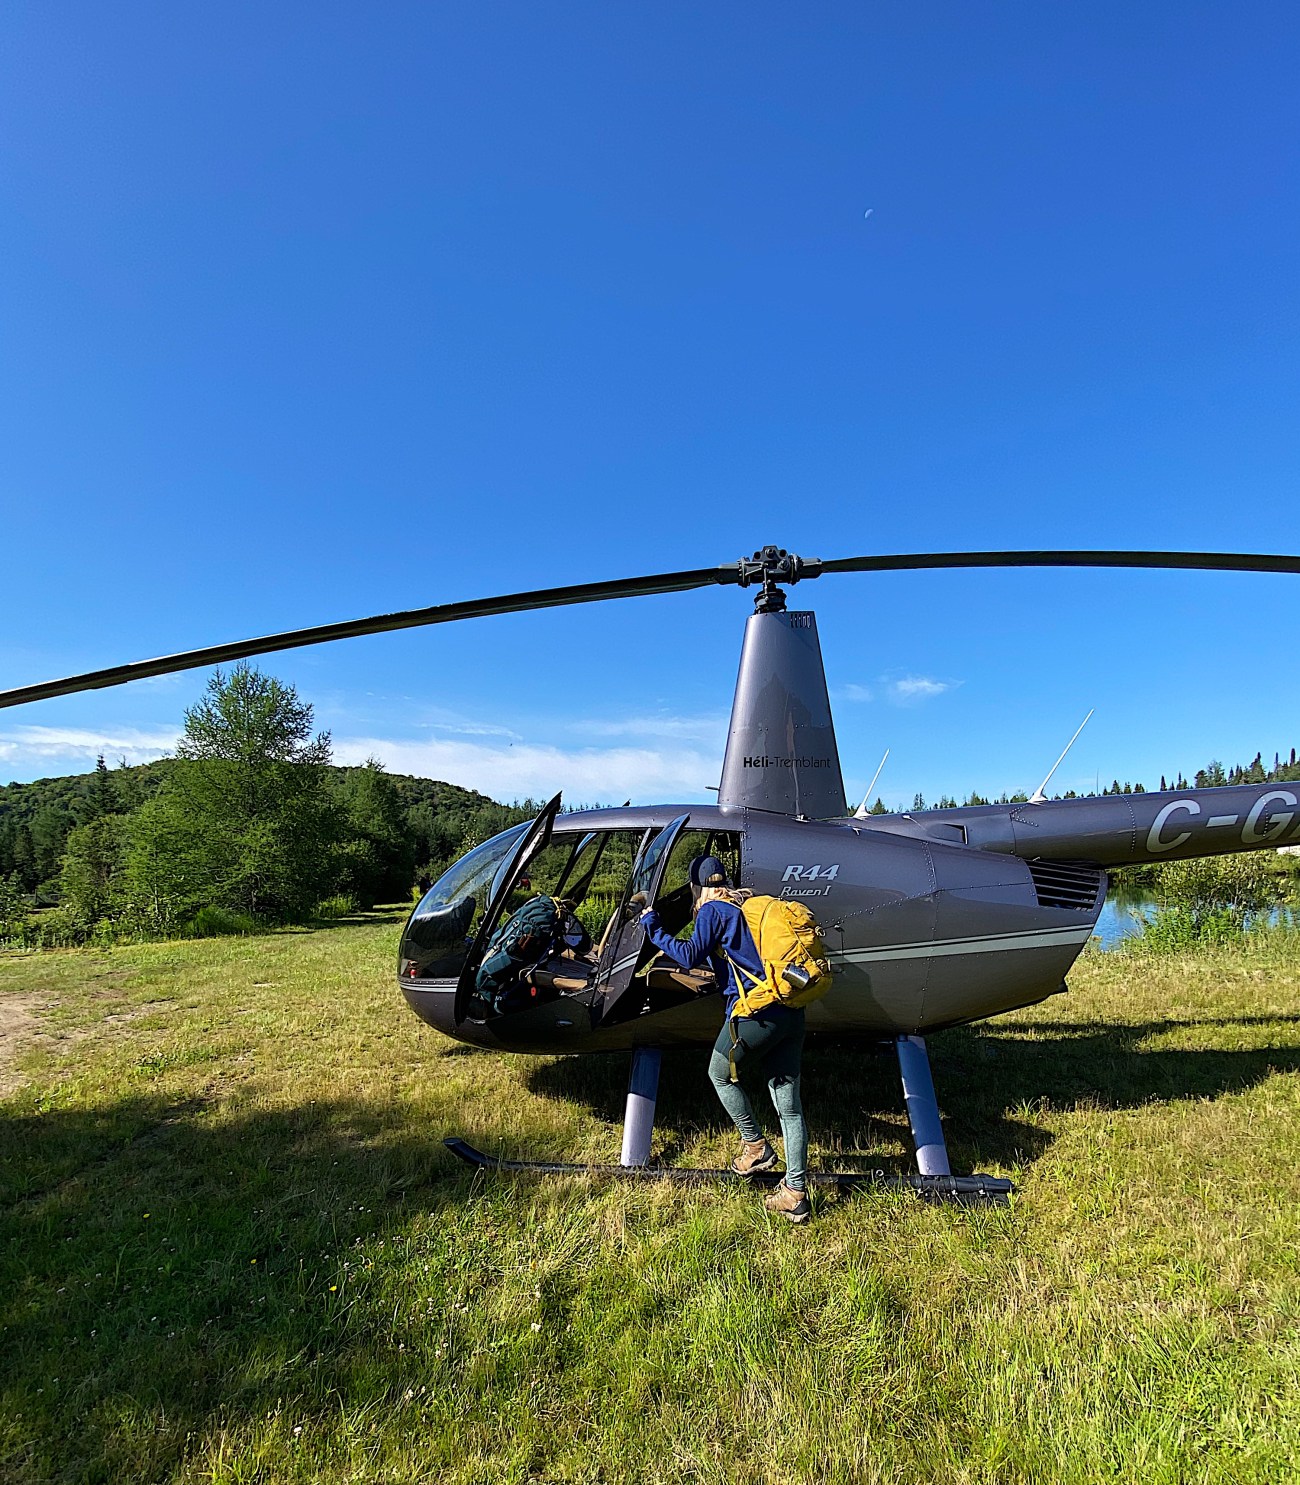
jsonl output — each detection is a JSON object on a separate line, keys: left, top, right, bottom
{"left": 876, "top": 782, "right": 1300, "bottom": 868}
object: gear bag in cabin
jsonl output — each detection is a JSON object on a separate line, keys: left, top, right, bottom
{"left": 475, "top": 894, "right": 562, "bottom": 1009}
{"left": 725, "top": 896, "right": 833, "bottom": 1017}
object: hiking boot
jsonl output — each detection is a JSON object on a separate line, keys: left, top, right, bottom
{"left": 763, "top": 1181, "right": 811, "bottom": 1224}
{"left": 731, "top": 1138, "right": 779, "bottom": 1176}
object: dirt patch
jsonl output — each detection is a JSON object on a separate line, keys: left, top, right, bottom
{"left": 101, "top": 1000, "right": 179, "bottom": 1032}
{"left": 0, "top": 993, "right": 51, "bottom": 1098}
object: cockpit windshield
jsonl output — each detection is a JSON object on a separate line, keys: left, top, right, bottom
{"left": 402, "top": 822, "right": 529, "bottom": 979}
{"left": 400, "top": 817, "right": 743, "bottom": 1024}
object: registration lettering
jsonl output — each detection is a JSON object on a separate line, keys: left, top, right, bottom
{"left": 1147, "top": 790, "right": 1300, "bottom": 853}
{"left": 1243, "top": 791, "right": 1298, "bottom": 844}
{"left": 1147, "top": 799, "right": 1200, "bottom": 853}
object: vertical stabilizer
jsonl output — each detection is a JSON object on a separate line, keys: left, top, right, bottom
{"left": 717, "top": 609, "right": 847, "bottom": 818}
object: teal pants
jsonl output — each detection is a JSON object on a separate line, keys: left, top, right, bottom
{"left": 708, "top": 1010, "right": 807, "bottom": 1191}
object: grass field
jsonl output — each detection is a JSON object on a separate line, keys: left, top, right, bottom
{"left": 2, "top": 916, "right": 1299, "bottom": 1484}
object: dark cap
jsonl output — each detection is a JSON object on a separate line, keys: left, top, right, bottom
{"left": 688, "top": 855, "right": 729, "bottom": 887}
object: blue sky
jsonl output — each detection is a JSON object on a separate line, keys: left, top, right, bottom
{"left": 2, "top": 3, "right": 1297, "bottom": 809}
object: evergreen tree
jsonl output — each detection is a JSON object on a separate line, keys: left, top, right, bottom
{"left": 869, "top": 797, "right": 888, "bottom": 814}
{"left": 911, "top": 792, "right": 926, "bottom": 811}
{"left": 85, "top": 755, "right": 117, "bottom": 822}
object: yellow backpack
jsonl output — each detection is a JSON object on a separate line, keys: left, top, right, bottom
{"left": 726, "top": 895, "right": 834, "bottom": 1018}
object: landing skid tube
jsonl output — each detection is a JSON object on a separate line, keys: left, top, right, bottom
{"left": 443, "top": 1138, "right": 1014, "bottom": 1206}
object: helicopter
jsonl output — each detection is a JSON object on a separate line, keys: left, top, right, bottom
{"left": 5, "top": 544, "right": 1299, "bottom": 1200}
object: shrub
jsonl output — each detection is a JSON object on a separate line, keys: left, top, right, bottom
{"left": 314, "top": 894, "right": 359, "bottom": 920}
{"left": 14, "top": 907, "right": 89, "bottom": 950}
{"left": 1132, "top": 852, "right": 1284, "bottom": 953}
{"left": 187, "top": 905, "right": 259, "bottom": 938}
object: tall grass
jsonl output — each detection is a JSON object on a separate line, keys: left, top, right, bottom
{"left": 3, "top": 919, "right": 1299, "bottom": 1482}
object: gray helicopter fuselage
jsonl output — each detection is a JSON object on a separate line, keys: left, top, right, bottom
{"left": 399, "top": 802, "right": 1101, "bottom": 1052}
{"left": 400, "top": 774, "right": 1299, "bottom": 1055}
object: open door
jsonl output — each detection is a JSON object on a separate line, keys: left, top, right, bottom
{"left": 592, "top": 813, "right": 690, "bottom": 1024}
{"left": 454, "top": 793, "right": 563, "bottom": 1025}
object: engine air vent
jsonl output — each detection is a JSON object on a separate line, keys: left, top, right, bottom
{"left": 1029, "top": 859, "right": 1104, "bottom": 912}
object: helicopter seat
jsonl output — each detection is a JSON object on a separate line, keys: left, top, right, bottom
{"left": 644, "top": 958, "right": 715, "bottom": 996}
{"left": 525, "top": 956, "right": 594, "bottom": 997}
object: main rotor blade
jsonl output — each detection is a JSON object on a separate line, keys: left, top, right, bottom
{"left": 0, "top": 564, "right": 735, "bottom": 710}
{"left": 5, "top": 546, "right": 1298, "bottom": 713}
{"left": 820, "top": 549, "right": 1300, "bottom": 577}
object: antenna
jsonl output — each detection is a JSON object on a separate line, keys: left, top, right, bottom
{"left": 1029, "top": 710, "right": 1094, "bottom": 804}
{"left": 853, "top": 749, "right": 890, "bottom": 818}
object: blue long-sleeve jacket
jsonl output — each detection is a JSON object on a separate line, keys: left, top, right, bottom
{"left": 642, "top": 899, "right": 774, "bottom": 1018}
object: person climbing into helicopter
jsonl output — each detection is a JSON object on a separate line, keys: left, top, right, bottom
{"left": 639, "top": 855, "right": 810, "bottom": 1223}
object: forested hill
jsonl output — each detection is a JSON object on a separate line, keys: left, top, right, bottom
{"left": 0, "top": 759, "right": 510, "bottom": 898}
{"left": 6, "top": 743, "right": 1299, "bottom": 898}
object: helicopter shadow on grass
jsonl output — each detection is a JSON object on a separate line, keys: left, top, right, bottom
{"left": 526, "top": 1039, "right": 1051, "bottom": 1175}
{"left": 527, "top": 1013, "right": 1300, "bottom": 1176}
{"left": 914, "top": 1013, "right": 1300, "bottom": 1171}
{"left": 0, "top": 1090, "right": 475, "bottom": 1482}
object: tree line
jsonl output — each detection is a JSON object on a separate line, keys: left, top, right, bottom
{"left": 3, "top": 663, "right": 1297, "bottom": 946}
{"left": 863, "top": 745, "right": 1300, "bottom": 815}
{"left": 0, "top": 666, "right": 536, "bottom": 945}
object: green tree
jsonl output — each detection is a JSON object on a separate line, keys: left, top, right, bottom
{"left": 30, "top": 805, "right": 73, "bottom": 890}
{"left": 0, "top": 871, "right": 25, "bottom": 939}
{"left": 114, "top": 757, "right": 146, "bottom": 813}
{"left": 10, "top": 822, "right": 35, "bottom": 890}
{"left": 127, "top": 665, "right": 340, "bottom": 923}
{"left": 85, "top": 755, "right": 117, "bottom": 822}
{"left": 60, "top": 815, "right": 129, "bottom": 929}
{"left": 334, "top": 760, "right": 416, "bottom": 907}
{"left": 120, "top": 793, "right": 204, "bottom": 934}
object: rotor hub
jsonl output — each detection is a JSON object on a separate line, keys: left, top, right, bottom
{"left": 735, "top": 546, "right": 823, "bottom": 613}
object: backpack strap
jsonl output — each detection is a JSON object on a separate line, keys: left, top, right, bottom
{"left": 721, "top": 950, "right": 766, "bottom": 1082}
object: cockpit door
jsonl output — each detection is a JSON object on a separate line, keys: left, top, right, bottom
{"left": 454, "top": 793, "right": 563, "bottom": 1025}
{"left": 592, "top": 813, "right": 690, "bottom": 1024}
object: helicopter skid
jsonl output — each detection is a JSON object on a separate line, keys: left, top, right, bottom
{"left": 443, "top": 1137, "right": 1014, "bottom": 1206}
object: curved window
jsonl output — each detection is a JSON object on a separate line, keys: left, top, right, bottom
{"left": 401, "top": 823, "right": 529, "bottom": 979}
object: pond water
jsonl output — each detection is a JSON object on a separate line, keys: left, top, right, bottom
{"left": 1092, "top": 890, "right": 1296, "bottom": 949}
{"left": 1094, "top": 892, "right": 1156, "bottom": 949}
